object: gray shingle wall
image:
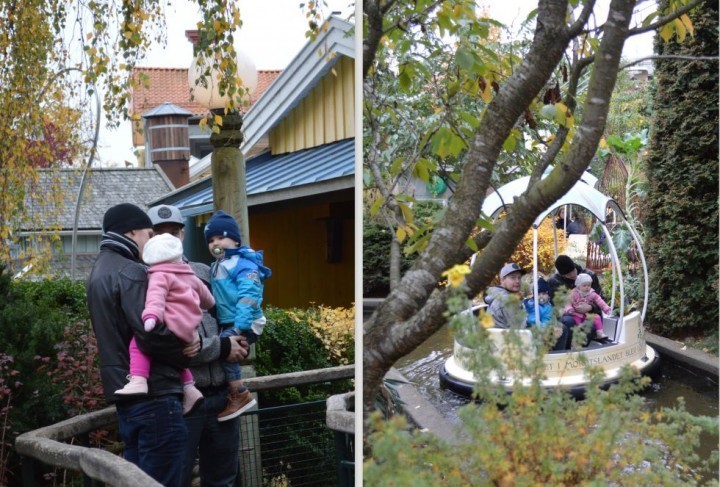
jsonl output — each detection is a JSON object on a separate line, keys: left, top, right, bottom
{"left": 23, "top": 168, "right": 173, "bottom": 231}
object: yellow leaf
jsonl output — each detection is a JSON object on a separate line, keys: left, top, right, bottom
{"left": 673, "top": 18, "right": 686, "bottom": 43}
{"left": 398, "top": 202, "right": 413, "bottom": 225}
{"left": 211, "top": 125, "right": 220, "bottom": 134}
{"left": 659, "top": 23, "right": 674, "bottom": 43}
{"left": 680, "top": 13, "right": 694, "bottom": 37}
{"left": 441, "top": 264, "right": 471, "bottom": 288}
{"left": 480, "top": 312, "right": 495, "bottom": 329}
{"left": 199, "top": 117, "right": 208, "bottom": 131}
{"left": 396, "top": 227, "right": 407, "bottom": 243}
{"left": 480, "top": 77, "right": 492, "bottom": 103}
{"left": 214, "top": 114, "right": 223, "bottom": 127}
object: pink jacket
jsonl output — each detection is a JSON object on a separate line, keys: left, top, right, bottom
{"left": 565, "top": 288, "right": 611, "bottom": 317}
{"left": 143, "top": 263, "right": 215, "bottom": 344}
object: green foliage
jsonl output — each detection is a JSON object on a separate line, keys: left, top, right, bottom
{"left": 0, "top": 266, "right": 104, "bottom": 484}
{"left": 645, "top": 1, "right": 719, "bottom": 337}
{"left": 365, "top": 289, "right": 719, "bottom": 485}
{"left": 255, "top": 306, "right": 353, "bottom": 406}
{"left": 603, "top": 70, "right": 653, "bottom": 141}
{"left": 363, "top": 201, "right": 444, "bottom": 296}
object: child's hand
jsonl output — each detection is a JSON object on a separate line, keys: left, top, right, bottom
{"left": 144, "top": 317, "right": 156, "bottom": 332}
{"left": 183, "top": 332, "right": 201, "bottom": 358}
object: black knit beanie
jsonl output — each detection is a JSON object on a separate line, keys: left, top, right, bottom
{"left": 204, "top": 210, "right": 242, "bottom": 245}
{"left": 103, "top": 203, "right": 153, "bottom": 235}
{"left": 555, "top": 255, "right": 576, "bottom": 275}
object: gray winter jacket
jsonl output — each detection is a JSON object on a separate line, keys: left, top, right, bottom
{"left": 188, "top": 261, "right": 232, "bottom": 389}
{"left": 484, "top": 286, "right": 526, "bottom": 329}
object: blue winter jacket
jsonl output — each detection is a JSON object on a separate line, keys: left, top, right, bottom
{"left": 524, "top": 298, "right": 554, "bottom": 327}
{"left": 210, "top": 246, "right": 272, "bottom": 333}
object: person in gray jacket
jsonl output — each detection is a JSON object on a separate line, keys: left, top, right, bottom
{"left": 485, "top": 263, "right": 528, "bottom": 328}
{"left": 148, "top": 204, "right": 249, "bottom": 487}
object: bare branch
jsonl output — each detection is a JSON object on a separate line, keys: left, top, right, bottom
{"left": 628, "top": 0, "right": 705, "bottom": 36}
{"left": 568, "top": 0, "right": 597, "bottom": 37}
{"left": 621, "top": 55, "right": 719, "bottom": 69}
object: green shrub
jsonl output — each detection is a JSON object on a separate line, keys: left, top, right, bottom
{"left": 644, "top": 1, "right": 719, "bottom": 337}
{"left": 365, "top": 289, "right": 719, "bottom": 485}
{"left": 363, "top": 201, "right": 444, "bottom": 297}
{"left": 254, "top": 306, "right": 354, "bottom": 406}
{"left": 0, "top": 266, "right": 103, "bottom": 485}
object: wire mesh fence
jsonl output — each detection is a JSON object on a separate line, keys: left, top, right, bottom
{"left": 239, "top": 401, "right": 340, "bottom": 487}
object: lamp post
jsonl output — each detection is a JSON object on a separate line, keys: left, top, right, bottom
{"left": 188, "top": 51, "right": 258, "bottom": 244}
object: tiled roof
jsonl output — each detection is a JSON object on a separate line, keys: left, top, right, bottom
{"left": 131, "top": 67, "right": 282, "bottom": 118}
{"left": 23, "top": 168, "right": 174, "bottom": 231}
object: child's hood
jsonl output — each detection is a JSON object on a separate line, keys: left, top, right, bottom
{"left": 226, "top": 246, "right": 272, "bottom": 280}
{"left": 484, "top": 286, "right": 511, "bottom": 306}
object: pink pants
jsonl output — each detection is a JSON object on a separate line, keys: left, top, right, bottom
{"left": 571, "top": 313, "right": 603, "bottom": 331}
{"left": 129, "top": 337, "right": 193, "bottom": 384}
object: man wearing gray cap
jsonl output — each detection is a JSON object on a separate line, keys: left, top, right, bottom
{"left": 484, "top": 263, "right": 527, "bottom": 328}
{"left": 147, "top": 204, "right": 249, "bottom": 487}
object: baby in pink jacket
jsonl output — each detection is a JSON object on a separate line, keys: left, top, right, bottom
{"left": 115, "top": 233, "right": 215, "bottom": 415}
{"left": 565, "top": 273, "right": 611, "bottom": 340}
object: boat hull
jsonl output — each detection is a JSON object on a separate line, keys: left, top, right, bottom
{"left": 439, "top": 311, "right": 661, "bottom": 398}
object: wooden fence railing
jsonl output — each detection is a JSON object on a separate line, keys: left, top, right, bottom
{"left": 15, "top": 365, "right": 355, "bottom": 487}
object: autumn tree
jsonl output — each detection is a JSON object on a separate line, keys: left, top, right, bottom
{"left": 362, "top": 0, "right": 707, "bottom": 411}
{"left": 0, "top": 0, "right": 253, "bottom": 271}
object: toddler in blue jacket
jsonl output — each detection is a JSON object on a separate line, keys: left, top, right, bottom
{"left": 524, "top": 277, "right": 554, "bottom": 327}
{"left": 205, "top": 211, "right": 272, "bottom": 422}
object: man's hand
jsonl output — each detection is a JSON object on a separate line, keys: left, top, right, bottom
{"left": 183, "top": 332, "right": 201, "bottom": 358}
{"left": 226, "top": 335, "right": 249, "bottom": 363}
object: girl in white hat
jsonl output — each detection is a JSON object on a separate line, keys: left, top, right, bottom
{"left": 564, "top": 273, "right": 612, "bottom": 341}
{"left": 115, "top": 233, "right": 215, "bottom": 414}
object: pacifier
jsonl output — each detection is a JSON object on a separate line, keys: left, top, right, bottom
{"left": 212, "top": 247, "right": 223, "bottom": 256}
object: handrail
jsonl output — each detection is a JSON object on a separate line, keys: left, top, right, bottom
{"left": 15, "top": 365, "right": 355, "bottom": 486}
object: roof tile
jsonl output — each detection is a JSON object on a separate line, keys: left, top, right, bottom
{"left": 24, "top": 168, "right": 174, "bottom": 231}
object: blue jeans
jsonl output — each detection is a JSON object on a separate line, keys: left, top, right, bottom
{"left": 116, "top": 395, "right": 188, "bottom": 487}
{"left": 219, "top": 327, "right": 243, "bottom": 382}
{"left": 181, "top": 387, "right": 241, "bottom": 487}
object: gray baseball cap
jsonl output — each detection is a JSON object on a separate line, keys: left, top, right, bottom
{"left": 148, "top": 204, "right": 185, "bottom": 228}
{"left": 499, "top": 263, "right": 526, "bottom": 279}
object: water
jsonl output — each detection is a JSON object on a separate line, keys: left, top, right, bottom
{"left": 396, "top": 324, "right": 719, "bottom": 463}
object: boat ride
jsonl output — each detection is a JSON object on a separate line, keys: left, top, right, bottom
{"left": 439, "top": 171, "right": 661, "bottom": 398}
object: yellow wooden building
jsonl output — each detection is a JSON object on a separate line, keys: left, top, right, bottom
{"left": 151, "top": 16, "right": 355, "bottom": 309}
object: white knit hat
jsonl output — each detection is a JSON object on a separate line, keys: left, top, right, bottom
{"left": 575, "top": 273, "right": 593, "bottom": 287}
{"left": 143, "top": 233, "right": 184, "bottom": 265}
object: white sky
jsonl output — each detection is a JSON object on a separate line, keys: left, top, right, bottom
{"left": 95, "top": 0, "right": 654, "bottom": 167}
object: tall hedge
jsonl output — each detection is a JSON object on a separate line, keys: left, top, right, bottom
{"left": 645, "top": 1, "right": 719, "bottom": 335}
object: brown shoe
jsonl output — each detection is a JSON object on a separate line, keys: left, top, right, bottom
{"left": 217, "top": 388, "right": 256, "bottom": 422}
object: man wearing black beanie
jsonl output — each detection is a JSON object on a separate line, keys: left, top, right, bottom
{"left": 87, "top": 203, "right": 194, "bottom": 486}
{"left": 548, "top": 255, "right": 604, "bottom": 347}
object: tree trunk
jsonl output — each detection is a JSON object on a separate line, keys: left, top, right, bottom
{"left": 363, "top": 0, "right": 636, "bottom": 413}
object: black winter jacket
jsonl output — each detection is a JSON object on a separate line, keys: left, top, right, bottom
{"left": 87, "top": 245, "right": 189, "bottom": 403}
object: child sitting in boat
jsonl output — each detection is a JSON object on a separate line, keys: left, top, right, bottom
{"left": 565, "top": 273, "right": 611, "bottom": 341}
{"left": 524, "top": 277, "right": 553, "bottom": 326}
{"left": 525, "top": 277, "right": 568, "bottom": 350}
